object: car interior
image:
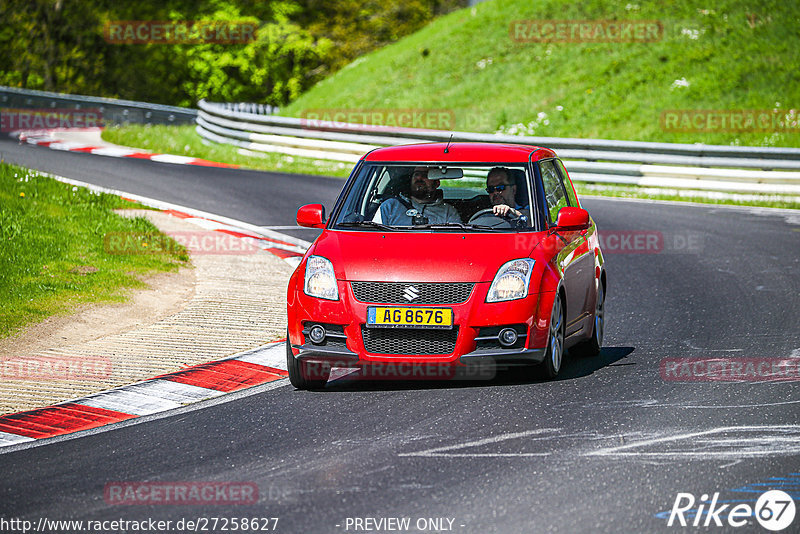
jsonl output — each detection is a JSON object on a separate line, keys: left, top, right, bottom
{"left": 344, "top": 164, "right": 532, "bottom": 228}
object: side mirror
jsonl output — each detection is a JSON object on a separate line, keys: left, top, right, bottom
{"left": 297, "top": 204, "right": 326, "bottom": 228}
{"left": 555, "top": 207, "right": 590, "bottom": 230}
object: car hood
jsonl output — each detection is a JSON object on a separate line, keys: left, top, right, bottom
{"left": 312, "top": 230, "right": 544, "bottom": 283}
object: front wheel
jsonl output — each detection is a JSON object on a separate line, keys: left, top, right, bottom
{"left": 539, "top": 295, "right": 565, "bottom": 379}
{"left": 286, "top": 331, "right": 330, "bottom": 390}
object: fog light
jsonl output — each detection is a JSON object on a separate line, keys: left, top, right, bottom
{"left": 498, "top": 328, "right": 518, "bottom": 347}
{"left": 308, "top": 325, "right": 326, "bottom": 344}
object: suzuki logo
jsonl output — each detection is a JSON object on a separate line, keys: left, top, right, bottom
{"left": 403, "top": 285, "right": 420, "bottom": 302}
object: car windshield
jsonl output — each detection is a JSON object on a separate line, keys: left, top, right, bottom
{"left": 332, "top": 163, "right": 535, "bottom": 231}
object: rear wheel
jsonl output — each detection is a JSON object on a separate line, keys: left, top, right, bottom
{"left": 286, "top": 331, "right": 330, "bottom": 390}
{"left": 540, "top": 295, "right": 565, "bottom": 379}
{"left": 571, "top": 281, "right": 605, "bottom": 358}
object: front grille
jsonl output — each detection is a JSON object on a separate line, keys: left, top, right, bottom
{"left": 361, "top": 326, "right": 459, "bottom": 355}
{"left": 351, "top": 282, "right": 474, "bottom": 304}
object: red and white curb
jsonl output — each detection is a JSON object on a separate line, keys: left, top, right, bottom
{"left": 0, "top": 161, "right": 311, "bottom": 448}
{"left": 162, "top": 209, "right": 307, "bottom": 265}
{"left": 0, "top": 342, "right": 288, "bottom": 447}
{"left": 14, "top": 128, "right": 239, "bottom": 169}
{"left": 12, "top": 129, "right": 312, "bottom": 266}
{"left": 41, "top": 172, "right": 311, "bottom": 268}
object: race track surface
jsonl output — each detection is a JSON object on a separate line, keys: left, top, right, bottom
{"left": 1, "top": 138, "right": 799, "bottom": 533}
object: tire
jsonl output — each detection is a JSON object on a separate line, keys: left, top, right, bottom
{"left": 286, "top": 331, "right": 330, "bottom": 390}
{"left": 571, "top": 281, "right": 605, "bottom": 358}
{"left": 540, "top": 295, "right": 565, "bottom": 379}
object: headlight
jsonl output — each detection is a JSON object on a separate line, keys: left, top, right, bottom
{"left": 486, "top": 259, "right": 535, "bottom": 302}
{"left": 304, "top": 255, "right": 339, "bottom": 300}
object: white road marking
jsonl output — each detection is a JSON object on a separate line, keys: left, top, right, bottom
{"left": 235, "top": 343, "right": 287, "bottom": 370}
{"left": 592, "top": 399, "right": 800, "bottom": 409}
{"left": 49, "top": 142, "right": 91, "bottom": 151}
{"left": 398, "top": 428, "right": 560, "bottom": 458}
{"left": 76, "top": 389, "right": 181, "bottom": 416}
{"left": 586, "top": 425, "right": 800, "bottom": 459}
{"left": 124, "top": 379, "right": 226, "bottom": 404}
{"left": 149, "top": 154, "right": 196, "bottom": 164}
{"left": 90, "top": 147, "right": 139, "bottom": 157}
{"left": 0, "top": 431, "right": 35, "bottom": 445}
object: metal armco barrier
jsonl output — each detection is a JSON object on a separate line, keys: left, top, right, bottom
{"left": 197, "top": 99, "right": 800, "bottom": 194}
{"left": 0, "top": 86, "right": 196, "bottom": 125}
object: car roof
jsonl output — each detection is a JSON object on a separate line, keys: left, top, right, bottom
{"left": 363, "top": 142, "right": 557, "bottom": 163}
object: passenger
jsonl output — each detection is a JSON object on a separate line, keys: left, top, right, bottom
{"left": 376, "top": 167, "right": 461, "bottom": 225}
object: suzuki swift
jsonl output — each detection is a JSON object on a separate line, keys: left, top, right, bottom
{"left": 286, "top": 142, "right": 606, "bottom": 389}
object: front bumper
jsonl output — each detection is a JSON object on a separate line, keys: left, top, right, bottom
{"left": 293, "top": 342, "right": 359, "bottom": 365}
{"left": 459, "top": 346, "right": 546, "bottom": 365}
{"left": 288, "top": 278, "right": 556, "bottom": 366}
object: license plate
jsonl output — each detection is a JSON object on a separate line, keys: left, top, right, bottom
{"left": 367, "top": 307, "right": 453, "bottom": 329}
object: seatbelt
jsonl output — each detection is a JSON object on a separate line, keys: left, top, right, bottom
{"left": 395, "top": 194, "right": 429, "bottom": 225}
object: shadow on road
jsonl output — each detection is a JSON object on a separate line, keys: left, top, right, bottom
{"left": 315, "top": 346, "right": 635, "bottom": 392}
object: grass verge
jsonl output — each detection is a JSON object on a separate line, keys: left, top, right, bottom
{"left": 0, "top": 162, "right": 189, "bottom": 339}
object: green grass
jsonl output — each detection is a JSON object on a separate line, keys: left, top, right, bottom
{"left": 282, "top": 0, "right": 800, "bottom": 148}
{"left": 0, "top": 162, "right": 189, "bottom": 339}
{"left": 102, "top": 124, "right": 352, "bottom": 178}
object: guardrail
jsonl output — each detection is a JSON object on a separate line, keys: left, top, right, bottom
{"left": 1, "top": 86, "right": 197, "bottom": 125}
{"left": 196, "top": 100, "right": 800, "bottom": 195}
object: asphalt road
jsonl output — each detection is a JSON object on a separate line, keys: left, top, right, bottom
{"left": 1, "top": 139, "right": 799, "bottom": 533}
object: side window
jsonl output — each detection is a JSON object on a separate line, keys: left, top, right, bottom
{"left": 554, "top": 159, "right": 579, "bottom": 207}
{"left": 539, "top": 160, "right": 568, "bottom": 224}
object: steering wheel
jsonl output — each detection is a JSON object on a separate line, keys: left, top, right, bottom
{"left": 467, "top": 208, "right": 519, "bottom": 228}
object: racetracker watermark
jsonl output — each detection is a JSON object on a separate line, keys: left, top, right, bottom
{"left": 0, "top": 356, "right": 111, "bottom": 380}
{"left": 104, "top": 231, "right": 261, "bottom": 255}
{"left": 300, "top": 361, "right": 495, "bottom": 382}
{"left": 660, "top": 109, "right": 800, "bottom": 133}
{"left": 0, "top": 108, "right": 103, "bottom": 132}
{"left": 104, "top": 482, "right": 259, "bottom": 505}
{"left": 514, "top": 230, "right": 702, "bottom": 254}
{"left": 510, "top": 20, "right": 663, "bottom": 43}
{"left": 104, "top": 21, "right": 258, "bottom": 44}
{"left": 300, "top": 109, "right": 456, "bottom": 132}
{"left": 660, "top": 358, "right": 800, "bottom": 382}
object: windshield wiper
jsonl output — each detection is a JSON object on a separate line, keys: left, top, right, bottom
{"left": 337, "top": 221, "right": 397, "bottom": 231}
{"left": 415, "top": 223, "right": 502, "bottom": 232}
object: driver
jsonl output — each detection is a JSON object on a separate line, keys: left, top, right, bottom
{"left": 486, "top": 167, "right": 529, "bottom": 223}
{"left": 375, "top": 167, "right": 461, "bottom": 225}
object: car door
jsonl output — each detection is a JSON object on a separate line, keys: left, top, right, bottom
{"left": 538, "top": 159, "right": 593, "bottom": 336}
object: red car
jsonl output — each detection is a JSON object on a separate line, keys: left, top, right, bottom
{"left": 286, "top": 143, "right": 606, "bottom": 389}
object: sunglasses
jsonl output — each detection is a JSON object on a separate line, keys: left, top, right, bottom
{"left": 486, "top": 184, "right": 512, "bottom": 193}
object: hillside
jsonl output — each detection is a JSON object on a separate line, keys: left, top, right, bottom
{"left": 282, "top": 0, "right": 800, "bottom": 147}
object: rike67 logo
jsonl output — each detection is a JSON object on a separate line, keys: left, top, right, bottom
{"left": 667, "top": 490, "right": 795, "bottom": 531}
